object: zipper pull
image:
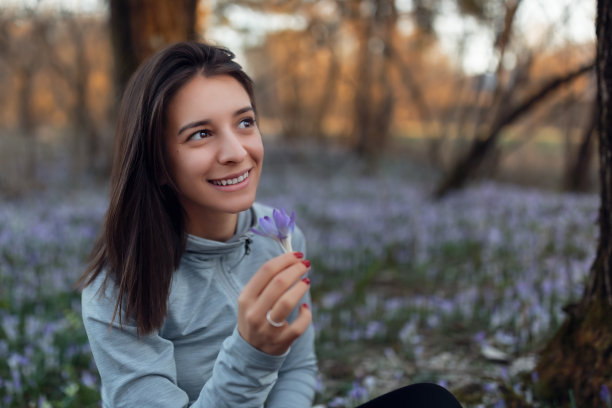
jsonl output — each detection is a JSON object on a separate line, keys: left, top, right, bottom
{"left": 245, "top": 238, "right": 252, "bottom": 255}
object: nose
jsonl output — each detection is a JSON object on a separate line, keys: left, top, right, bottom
{"left": 217, "top": 130, "right": 247, "bottom": 164}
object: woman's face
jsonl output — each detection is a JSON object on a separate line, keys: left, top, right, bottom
{"left": 165, "top": 74, "right": 263, "bottom": 234}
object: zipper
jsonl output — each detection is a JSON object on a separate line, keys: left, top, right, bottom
{"left": 216, "top": 238, "right": 252, "bottom": 311}
{"left": 217, "top": 258, "right": 242, "bottom": 314}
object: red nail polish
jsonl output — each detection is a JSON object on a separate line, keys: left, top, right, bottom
{"left": 294, "top": 252, "right": 304, "bottom": 259}
{"left": 302, "top": 303, "right": 310, "bottom": 310}
{"left": 302, "top": 277, "right": 311, "bottom": 285}
{"left": 302, "top": 260, "right": 311, "bottom": 268}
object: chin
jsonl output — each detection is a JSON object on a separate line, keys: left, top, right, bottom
{"left": 222, "top": 196, "right": 257, "bottom": 214}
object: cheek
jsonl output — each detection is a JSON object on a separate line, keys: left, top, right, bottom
{"left": 179, "top": 156, "right": 205, "bottom": 178}
{"left": 248, "top": 135, "right": 264, "bottom": 162}
{"left": 167, "top": 151, "right": 193, "bottom": 184}
{"left": 173, "top": 149, "right": 218, "bottom": 183}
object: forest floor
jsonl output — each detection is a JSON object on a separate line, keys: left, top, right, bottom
{"left": 0, "top": 145, "right": 601, "bottom": 407}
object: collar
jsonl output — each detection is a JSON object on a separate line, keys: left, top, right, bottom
{"left": 184, "top": 207, "right": 255, "bottom": 257}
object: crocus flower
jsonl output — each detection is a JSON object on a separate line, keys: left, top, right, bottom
{"left": 251, "top": 208, "right": 295, "bottom": 253}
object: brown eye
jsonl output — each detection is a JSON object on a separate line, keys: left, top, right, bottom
{"left": 238, "top": 118, "right": 255, "bottom": 129}
{"left": 188, "top": 129, "right": 212, "bottom": 141}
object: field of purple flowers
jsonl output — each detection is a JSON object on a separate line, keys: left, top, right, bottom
{"left": 0, "top": 146, "right": 602, "bottom": 407}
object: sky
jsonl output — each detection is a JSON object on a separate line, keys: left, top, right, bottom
{"left": 0, "top": 0, "right": 596, "bottom": 75}
{"left": 432, "top": 0, "right": 595, "bottom": 73}
{"left": 205, "top": 0, "right": 595, "bottom": 74}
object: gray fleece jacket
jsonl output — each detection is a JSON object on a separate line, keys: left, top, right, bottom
{"left": 81, "top": 203, "right": 318, "bottom": 407}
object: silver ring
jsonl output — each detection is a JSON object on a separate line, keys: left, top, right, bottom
{"left": 266, "top": 310, "right": 285, "bottom": 327}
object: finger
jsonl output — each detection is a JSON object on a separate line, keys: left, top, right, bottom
{"left": 262, "top": 275, "right": 311, "bottom": 324}
{"left": 255, "top": 259, "right": 309, "bottom": 311}
{"left": 278, "top": 303, "right": 312, "bottom": 344}
{"left": 241, "top": 252, "right": 304, "bottom": 300}
{"left": 256, "top": 304, "right": 312, "bottom": 355}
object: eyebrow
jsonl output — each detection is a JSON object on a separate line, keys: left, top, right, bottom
{"left": 177, "top": 106, "right": 254, "bottom": 136}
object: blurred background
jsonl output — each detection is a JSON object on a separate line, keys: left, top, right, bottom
{"left": 0, "top": 0, "right": 595, "bottom": 196}
{"left": 0, "top": 1, "right": 601, "bottom": 407}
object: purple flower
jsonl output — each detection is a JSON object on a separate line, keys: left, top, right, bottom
{"left": 328, "top": 396, "right": 347, "bottom": 407}
{"left": 348, "top": 380, "right": 369, "bottom": 402}
{"left": 251, "top": 208, "right": 295, "bottom": 253}
{"left": 494, "top": 399, "right": 506, "bottom": 408}
{"left": 601, "top": 384, "right": 611, "bottom": 407}
{"left": 81, "top": 370, "right": 98, "bottom": 388}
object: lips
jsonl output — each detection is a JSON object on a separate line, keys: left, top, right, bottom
{"left": 209, "top": 169, "right": 250, "bottom": 186}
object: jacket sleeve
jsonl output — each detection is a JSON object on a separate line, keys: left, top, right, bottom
{"left": 82, "top": 276, "right": 290, "bottom": 408}
{"left": 265, "top": 225, "right": 318, "bottom": 407}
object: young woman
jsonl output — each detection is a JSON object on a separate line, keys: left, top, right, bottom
{"left": 79, "top": 42, "right": 316, "bottom": 407}
{"left": 79, "top": 41, "right": 463, "bottom": 408}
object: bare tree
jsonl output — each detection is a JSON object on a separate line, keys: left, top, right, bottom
{"left": 0, "top": 8, "right": 49, "bottom": 185}
{"left": 36, "top": 13, "right": 110, "bottom": 180}
{"left": 430, "top": 0, "right": 597, "bottom": 198}
{"left": 535, "top": 1, "right": 612, "bottom": 405}
{"left": 433, "top": 61, "right": 594, "bottom": 198}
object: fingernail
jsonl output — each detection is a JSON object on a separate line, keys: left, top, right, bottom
{"left": 301, "top": 260, "right": 311, "bottom": 268}
{"left": 302, "top": 277, "right": 310, "bottom": 285}
{"left": 302, "top": 303, "right": 309, "bottom": 310}
{"left": 294, "top": 252, "right": 304, "bottom": 259}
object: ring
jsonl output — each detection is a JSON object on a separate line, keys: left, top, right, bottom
{"left": 266, "top": 310, "right": 285, "bottom": 327}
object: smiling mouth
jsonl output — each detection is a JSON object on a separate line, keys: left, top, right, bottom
{"left": 210, "top": 170, "right": 250, "bottom": 186}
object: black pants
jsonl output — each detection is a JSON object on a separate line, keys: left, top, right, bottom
{"left": 356, "top": 383, "right": 463, "bottom": 408}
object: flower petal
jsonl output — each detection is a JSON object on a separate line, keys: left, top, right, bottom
{"left": 252, "top": 209, "right": 297, "bottom": 253}
{"left": 251, "top": 215, "right": 278, "bottom": 238}
{"left": 273, "top": 208, "right": 295, "bottom": 239}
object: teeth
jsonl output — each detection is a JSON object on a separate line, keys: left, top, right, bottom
{"left": 213, "top": 170, "right": 249, "bottom": 186}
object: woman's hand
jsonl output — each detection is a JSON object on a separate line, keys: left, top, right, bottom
{"left": 237, "top": 252, "right": 312, "bottom": 355}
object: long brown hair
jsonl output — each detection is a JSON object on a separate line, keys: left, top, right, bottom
{"left": 78, "top": 42, "right": 256, "bottom": 335}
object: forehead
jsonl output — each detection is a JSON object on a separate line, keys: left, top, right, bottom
{"left": 166, "top": 74, "right": 251, "bottom": 126}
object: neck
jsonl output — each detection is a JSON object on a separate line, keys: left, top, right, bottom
{"left": 186, "top": 212, "right": 239, "bottom": 242}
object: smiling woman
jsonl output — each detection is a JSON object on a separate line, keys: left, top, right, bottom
{"left": 76, "top": 42, "right": 315, "bottom": 407}
{"left": 75, "top": 41, "right": 462, "bottom": 408}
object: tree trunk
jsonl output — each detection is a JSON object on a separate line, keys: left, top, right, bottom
{"left": 353, "top": 16, "right": 374, "bottom": 157}
{"left": 580, "top": 0, "right": 612, "bottom": 316}
{"left": 536, "top": 1, "right": 612, "bottom": 406}
{"left": 280, "top": 72, "right": 304, "bottom": 141}
{"left": 353, "top": 0, "right": 397, "bottom": 159}
{"left": 311, "top": 44, "right": 339, "bottom": 143}
{"left": 369, "top": 0, "right": 396, "bottom": 157}
{"left": 72, "top": 18, "right": 98, "bottom": 182}
{"left": 35, "top": 15, "right": 107, "bottom": 184}
{"left": 16, "top": 66, "right": 37, "bottom": 183}
{"left": 475, "top": 0, "right": 522, "bottom": 135}
{"left": 433, "top": 62, "right": 595, "bottom": 199}
{"left": 563, "top": 101, "right": 597, "bottom": 193}
{"left": 389, "top": 44, "right": 432, "bottom": 122}
{"left": 109, "top": 0, "right": 198, "bottom": 96}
